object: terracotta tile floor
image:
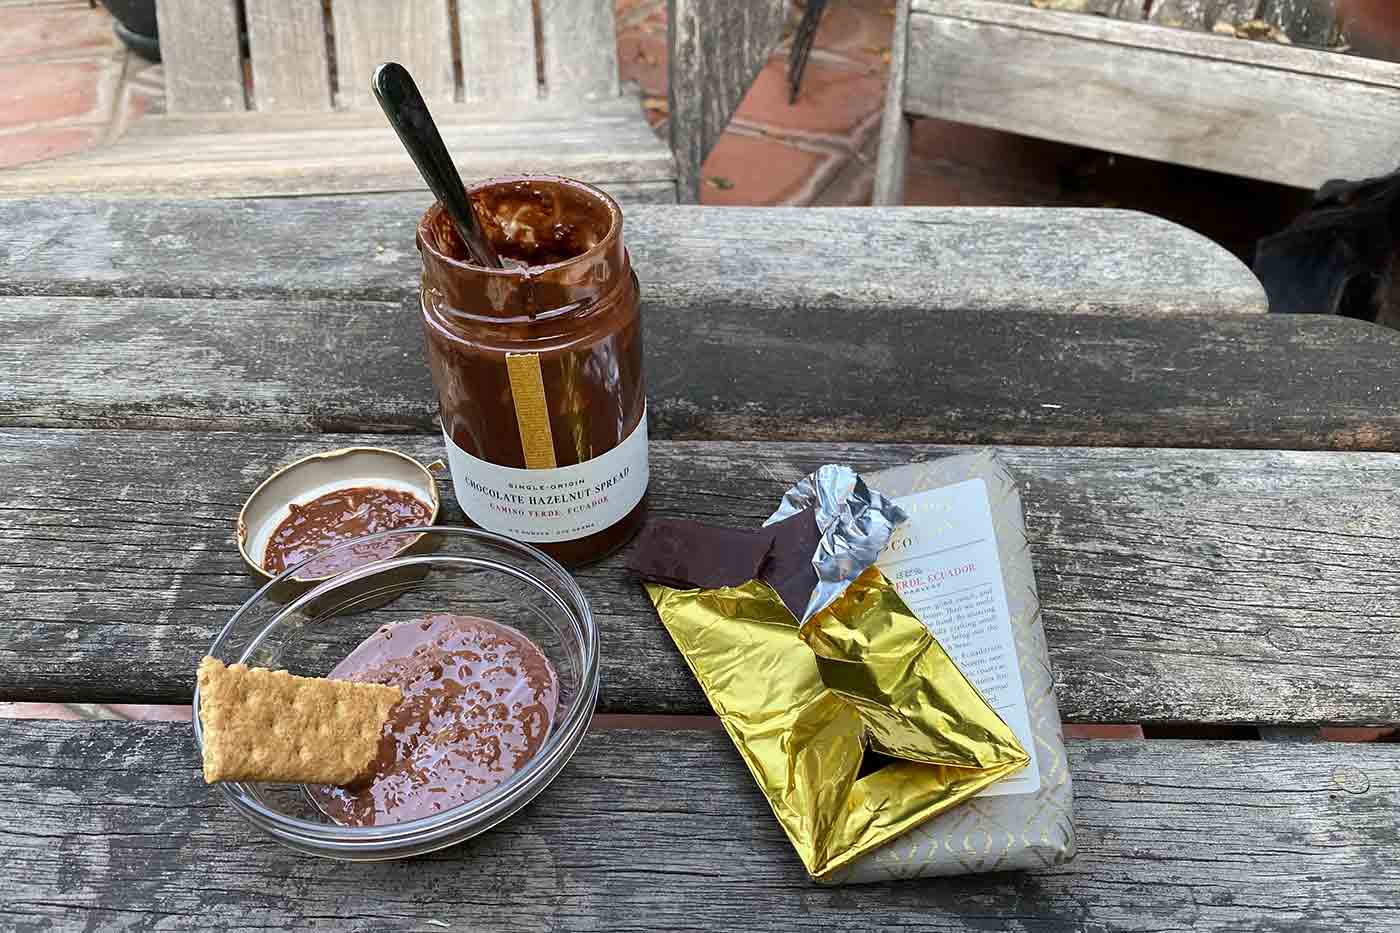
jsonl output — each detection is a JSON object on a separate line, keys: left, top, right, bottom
{"left": 1, "top": 0, "right": 1394, "bottom": 742}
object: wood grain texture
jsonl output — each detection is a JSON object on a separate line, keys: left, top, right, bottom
{"left": 4, "top": 721, "right": 1399, "bottom": 929}
{"left": 668, "top": 0, "right": 787, "bottom": 201}
{"left": 4, "top": 430, "right": 1399, "bottom": 726}
{"left": 1016, "top": 0, "right": 1145, "bottom": 18}
{"left": 539, "top": 0, "right": 621, "bottom": 100}
{"left": 907, "top": 0, "right": 1400, "bottom": 189}
{"left": 243, "top": 0, "right": 332, "bottom": 112}
{"left": 15, "top": 296, "right": 1400, "bottom": 449}
{"left": 153, "top": 0, "right": 245, "bottom": 113}
{"left": 459, "top": 0, "right": 539, "bottom": 102}
{"left": 0, "top": 198, "right": 1265, "bottom": 316}
{"left": 873, "top": 0, "right": 913, "bottom": 204}
{"left": 330, "top": 0, "right": 456, "bottom": 109}
{"left": 0, "top": 110, "right": 675, "bottom": 197}
{"left": 916, "top": 0, "right": 1391, "bottom": 79}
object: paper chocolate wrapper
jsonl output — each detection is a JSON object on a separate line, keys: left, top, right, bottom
{"left": 825, "top": 450, "right": 1075, "bottom": 884}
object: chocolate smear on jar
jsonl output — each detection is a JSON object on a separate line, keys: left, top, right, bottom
{"left": 419, "top": 175, "right": 648, "bottom": 567}
{"left": 309, "top": 614, "right": 560, "bottom": 827}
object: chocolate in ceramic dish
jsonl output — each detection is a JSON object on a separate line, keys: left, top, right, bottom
{"left": 419, "top": 175, "right": 647, "bottom": 567}
{"left": 309, "top": 613, "right": 560, "bottom": 826}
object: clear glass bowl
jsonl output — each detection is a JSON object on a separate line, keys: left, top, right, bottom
{"left": 193, "top": 526, "right": 599, "bottom": 860}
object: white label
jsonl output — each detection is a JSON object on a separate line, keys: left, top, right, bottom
{"left": 443, "top": 411, "right": 648, "bottom": 543}
{"left": 876, "top": 478, "right": 1041, "bottom": 797}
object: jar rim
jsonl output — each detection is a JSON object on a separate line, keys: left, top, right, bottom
{"left": 416, "top": 173, "right": 623, "bottom": 278}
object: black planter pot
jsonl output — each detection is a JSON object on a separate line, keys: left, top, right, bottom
{"left": 98, "top": 0, "right": 160, "bottom": 62}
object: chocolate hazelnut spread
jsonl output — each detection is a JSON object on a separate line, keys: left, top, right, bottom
{"left": 263, "top": 485, "right": 433, "bottom": 575}
{"left": 310, "top": 613, "right": 559, "bottom": 827}
{"left": 418, "top": 175, "right": 647, "bottom": 566}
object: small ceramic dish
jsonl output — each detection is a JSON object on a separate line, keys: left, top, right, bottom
{"left": 236, "top": 447, "right": 443, "bottom": 596}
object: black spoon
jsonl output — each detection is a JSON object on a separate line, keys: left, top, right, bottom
{"left": 372, "top": 61, "right": 503, "bottom": 269}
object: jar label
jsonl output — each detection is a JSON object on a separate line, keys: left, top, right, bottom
{"left": 443, "top": 410, "right": 648, "bottom": 543}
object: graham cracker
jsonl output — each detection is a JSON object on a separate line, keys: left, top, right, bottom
{"left": 197, "top": 656, "right": 401, "bottom": 785}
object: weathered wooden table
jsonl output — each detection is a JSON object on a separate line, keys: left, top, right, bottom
{"left": 4, "top": 196, "right": 1399, "bottom": 931}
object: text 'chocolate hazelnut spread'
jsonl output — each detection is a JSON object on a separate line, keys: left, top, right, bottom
{"left": 418, "top": 175, "right": 648, "bottom": 566}
{"left": 263, "top": 486, "right": 433, "bottom": 576}
{"left": 311, "top": 613, "right": 560, "bottom": 827}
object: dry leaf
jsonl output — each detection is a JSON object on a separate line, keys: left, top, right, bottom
{"left": 705, "top": 176, "right": 736, "bottom": 191}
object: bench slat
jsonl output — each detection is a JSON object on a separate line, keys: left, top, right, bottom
{"left": 907, "top": 0, "right": 1400, "bottom": 189}
{"left": 330, "top": 0, "right": 456, "bottom": 109}
{"left": 460, "top": 0, "right": 539, "bottom": 103}
{"left": 539, "top": 0, "right": 620, "bottom": 100}
{"left": 244, "top": 0, "right": 333, "bottom": 112}
{"left": 154, "top": 0, "right": 245, "bottom": 114}
{"left": 0, "top": 113, "right": 675, "bottom": 197}
{"left": 4, "top": 720, "right": 1397, "bottom": 930}
{"left": 1002, "top": 0, "right": 1144, "bottom": 19}
{"left": 3, "top": 430, "right": 1398, "bottom": 725}
{"left": 7, "top": 294, "right": 1398, "bottom": 450}
{"left": 667, "top": 0, "right": 789, "bottom": 199}
{"left": 0, "top": 200, "right": 1264, "bottom": 312}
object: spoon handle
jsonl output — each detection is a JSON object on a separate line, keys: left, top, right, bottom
{"left": 372, "top": 61, "right": 503, "bottom": 268}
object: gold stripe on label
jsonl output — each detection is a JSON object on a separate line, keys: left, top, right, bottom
{"left": 505, "top": 353, "right": 558, "bottom": 469}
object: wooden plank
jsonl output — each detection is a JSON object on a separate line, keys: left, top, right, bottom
{"left": 668, "top": 0, "right": 787, "bottom": 201}
{"left": 0, "top": 111, "right": 675, "bottom": 198}
{"left": 17, "top": 298, "right": 1400, "bottom": 449}
{"left": 873, "top": 0, "right": 913, "bottom": 205}
{"left": 918, "top": 0, "right": 1392, "bottom": 81}
{"left": 907, "top": 0, "right": 1400, "bottom": 189}
{"left": 459, "top": 0, "right": 539, "bottom": 103}
{"left": 1021, "top": 0, "right": 1145, "bottom": 18}
{"left": 330, "top": 0, "right": 456, "bottom": 109}
{"left": 153, "top": 0, "right": 245, "bottom": 113}
{"left": 115, "top": 95, "right": 646, "bottom": 134}
{"left": 243, "top": 0, "right": 332, "bottom": 112}
{"left": 4, "top": 430, "right": 1400, "bottom": 727}
{"left": 5, "top": 720, "right": 1399, "bottom": 929}
{"left": 538, "top": 0, "right": 621, "bottom": 100}
{"left": 0, "top": 199, "right": 1266, "bottom": 315}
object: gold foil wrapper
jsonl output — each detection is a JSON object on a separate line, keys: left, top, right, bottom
{"left": 647, "top": 566, "right": 1029, "bottom": 879}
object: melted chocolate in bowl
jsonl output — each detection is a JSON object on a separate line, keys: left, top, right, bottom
{"left": 309, "top": 614, "right": 560, "bottom": 827}
{"left": 263, "top": 485, "right": 433, "bottom": 577}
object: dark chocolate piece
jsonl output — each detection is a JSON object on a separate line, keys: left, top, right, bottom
{"left": 760, "top": 509, "right": 822, "bottom": 620}
{"left": 626, "top": 518, "right": 774, "bottom": 590}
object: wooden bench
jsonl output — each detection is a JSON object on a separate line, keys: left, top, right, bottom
{"left": 9, "top": 197, "right": 1400, "bottom": 929}
{"left": 0, "top": 0, "right": 786, "bottom": 202}
{"left": 874, "top": 0, "right": 1400, "bottom": 203}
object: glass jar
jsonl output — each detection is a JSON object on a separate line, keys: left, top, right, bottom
{"left": 418, "top": 175, "right": 647, "bottom": 566}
